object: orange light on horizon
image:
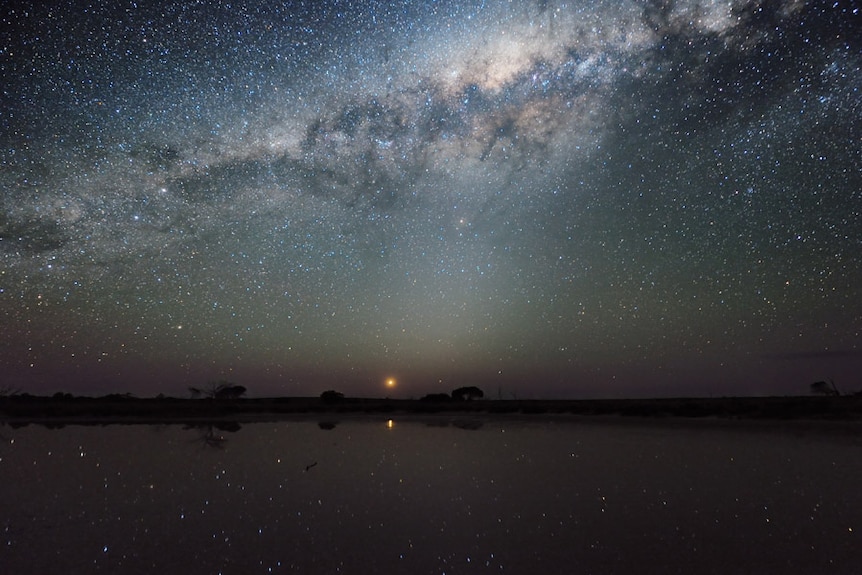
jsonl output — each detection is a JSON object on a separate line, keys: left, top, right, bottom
{"left": 385, "top": 377, "right": 396, "bottom": 388}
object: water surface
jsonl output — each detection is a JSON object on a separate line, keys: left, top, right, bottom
{"left": 2, "top": 416, "right": 860, "bottom": 573}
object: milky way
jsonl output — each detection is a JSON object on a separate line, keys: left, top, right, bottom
{"left": 1, "top": 0, "right": 860, "bottom": 397}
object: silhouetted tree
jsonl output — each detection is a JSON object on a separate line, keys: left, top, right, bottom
{"left": 103, "top": 392, "right": 135, "bottom": 400}
{"left": 320, "top": 390, "right": 345, "bottom": 404}
{"left": 215, "top": 385, "right": 246, "bottom": 399}
{"left": 189, "top": 381, "right": 246, "bottom": 399}
{"left": 810, "top": 380, "right": 840, "bottom": 396}
{"left": 452, "top": 386, "right": 484, "bottom": 401}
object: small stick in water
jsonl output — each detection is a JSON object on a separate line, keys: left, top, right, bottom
{"left": 304, "top": 461, "right": 318, "bottom": 472}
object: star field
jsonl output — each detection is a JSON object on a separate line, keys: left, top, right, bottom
{"left": 1, "top": 0, "right": 860, "bottom": 397}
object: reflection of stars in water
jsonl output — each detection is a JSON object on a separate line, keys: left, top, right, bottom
{"left": 0, "top": 0, "right": 860, "bottom": 398}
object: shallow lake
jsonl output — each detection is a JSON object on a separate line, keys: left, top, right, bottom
{"left": 2, "top": 416, "right": 861, "bottom": 574}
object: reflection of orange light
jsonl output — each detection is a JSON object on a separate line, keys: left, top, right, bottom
{"left": 386, "top": 378, "right": 396, "bottom": 388}
{"left": 386, "top": 419, "right": 394, "bottom": 429}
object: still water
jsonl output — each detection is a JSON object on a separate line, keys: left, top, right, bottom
{"left": 2, "top": 416, "right": 860, "bottom": 574}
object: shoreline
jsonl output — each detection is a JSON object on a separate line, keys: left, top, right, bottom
{"left": 3, "top": 395, "right": 862, "bottom": 426}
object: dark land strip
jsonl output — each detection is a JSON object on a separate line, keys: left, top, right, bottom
{"left": 3, "top": 395, "right": 862, "bottom": 426}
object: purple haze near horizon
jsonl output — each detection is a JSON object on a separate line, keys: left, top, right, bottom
{"left": 1, "top": 0, "right": 861, "bottom": 398}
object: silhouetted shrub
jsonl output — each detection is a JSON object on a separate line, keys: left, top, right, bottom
{"left": 189, "top": 381, "right": 247, "bottom": 399}
{"left": 320, "top": 390, "right": 345, "bottom": 404}
{"left": 811, "top": 380, "right": 840, "bottom": 396}
{"left": 215, "top": 385, "right": 246, "bottom": 399}
{"left": 452, "top": 386, "right": 484, "bottom": 401}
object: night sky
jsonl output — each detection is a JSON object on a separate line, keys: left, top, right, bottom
{"left": 1, "top": 0, "right": 860, "bottom": 398}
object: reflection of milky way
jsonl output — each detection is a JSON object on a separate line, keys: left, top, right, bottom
{"left": 1, "top": 0, "right": 860, "bottom": 397}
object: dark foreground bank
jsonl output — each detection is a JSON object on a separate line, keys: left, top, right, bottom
{"left": 2, "top": 394, "right": 862, "bottom": 424}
